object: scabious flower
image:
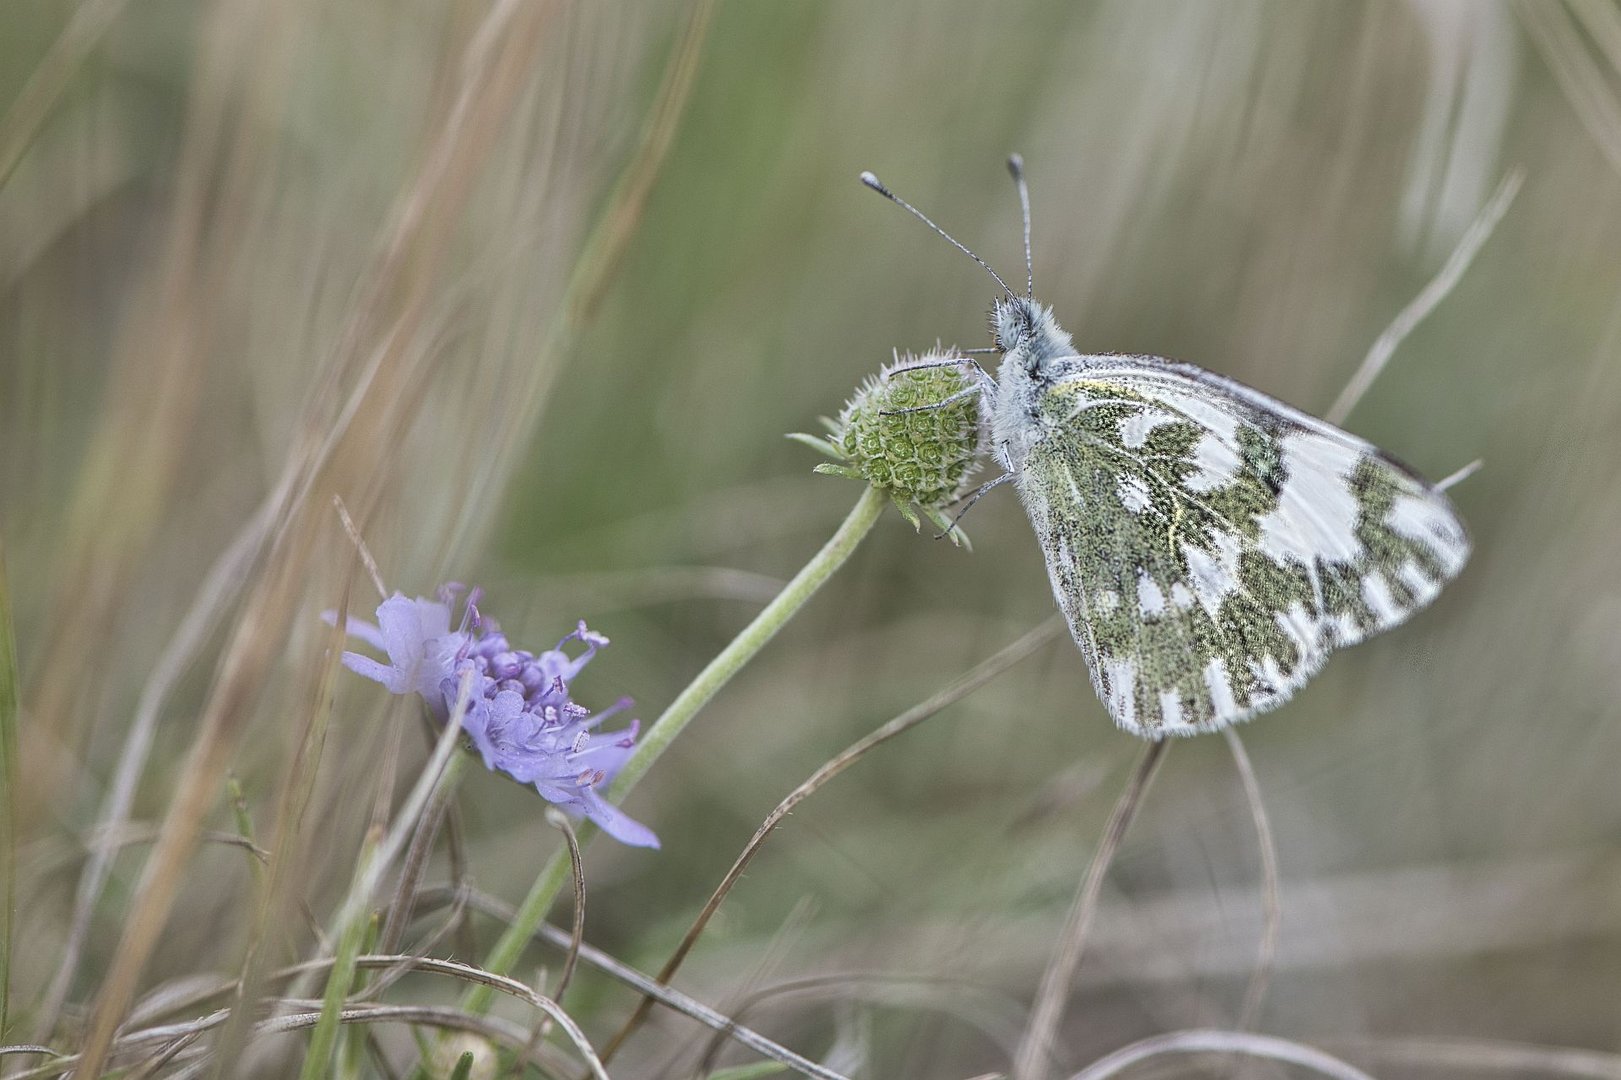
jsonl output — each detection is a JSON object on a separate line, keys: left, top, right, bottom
{"left": 791, "top": 348, "right": 984, "bottom": 544}
{"left": 330, "top": 588, "right": 657, "bottom": 848}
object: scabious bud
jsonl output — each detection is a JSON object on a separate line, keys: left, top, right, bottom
{"left": 791, "top": 349, "right": 983, "bottom": 543}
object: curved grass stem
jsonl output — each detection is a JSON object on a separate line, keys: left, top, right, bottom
{"left": 459, "top": 484, "right": 888, "bottom": 1015}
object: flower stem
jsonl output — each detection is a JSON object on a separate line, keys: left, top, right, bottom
{"left": 461, "top": 483, "right": 887, "bottom": 1012}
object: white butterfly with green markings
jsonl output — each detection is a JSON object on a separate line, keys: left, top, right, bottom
{"left": 862, "top": 158, "right": 1470, "bottom": 739}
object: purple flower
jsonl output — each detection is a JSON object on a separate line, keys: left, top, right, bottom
{"left": 329, "top": 589, "right": 658, "bottom": 848}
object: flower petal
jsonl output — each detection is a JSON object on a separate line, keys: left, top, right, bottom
{"left": 575, "top": 787, "right": 659, "bottom": 849}
{"left": 340, "top": 652, "right": 410, "bottom": 694}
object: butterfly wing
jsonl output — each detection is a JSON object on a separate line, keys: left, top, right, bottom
{"left": 1015, "top": 354, "right": 1470, "bottom": 738}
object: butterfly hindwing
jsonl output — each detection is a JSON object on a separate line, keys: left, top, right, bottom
{"left": 1015, "top": 355, "right": 1470, "bottom": 738}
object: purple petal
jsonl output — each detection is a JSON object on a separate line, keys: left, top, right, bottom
{"left": 576, "top": 787, "right": 659, "bottom": 849}
{"left": 340, "top": 652, "right": 409, "bottom": 693}
{"left": 322, "top": 611, "right": 389, "bottom": 652}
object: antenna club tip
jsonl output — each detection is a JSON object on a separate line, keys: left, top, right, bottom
{"left": 1006, "top": 153, "right": 1025, "bottom": 177}
{"left": 859, "top": 170, "right": 889, "bottom": 194}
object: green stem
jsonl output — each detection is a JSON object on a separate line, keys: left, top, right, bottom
{"left": 300, "top": 831, "right": 380, "bottom": 1080}
{"left": 461, "top": 484, "right": 887, "bottom": 1013}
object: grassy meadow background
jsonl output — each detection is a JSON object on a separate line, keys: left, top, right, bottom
{"left": 3, "top": 0, "right": 1621, "bottom": 1076}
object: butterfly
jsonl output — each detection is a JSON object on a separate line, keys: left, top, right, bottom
{"left": 861, "top": 157, "right": 1470, "bottom": 738}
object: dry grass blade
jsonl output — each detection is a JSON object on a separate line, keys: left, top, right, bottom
{"left": 1327, "top": 167, "right": 1524, "bottom": 424}
{"left": 37, "top": 499, "right": 276, "bottom": 1042}
{"left": 10, "top": 954, "right": 603, "bottom": 1080}
{"left": 1436, "top": 458, "right": 1484, "bottom": 492}
{"left": 1518, "top": 0, "right": 1621, "bottom": 178}
{"left": 1324, "top": 1035, "right": 1621, "bottom": 1077}
{"left": 20, "top": 0, "right": 299, "bottom": 831}
{"left": 206, "top": 566, "right": 352, "bottom": 1076}
{"left": 11, "top": 1005, "right": 572, "bottom": 1080}
{"left": 1222, "top": 728, "right": 1279, "bottom": 1033}
{"left": 67, "top": 0, "right": 562, "bottom": 1065}
{"left": 317, "top": 674, "right": 471, "bottom": 966}
{"left": 691, "top": 897, "right": 821, "bottom": 1080}
{"left": 599, "top": 617, "right": 1066, "bottom": 1065}
{"left": 415, "top": 886, "right": 853, "bottom": 1080}
{"left": 687, "top": 971, "right": 1028, "bottom": 1073}
{"left": 0, "top": 0, "right": 133, "bottom": 187}
{"left": 376, "top": 765, "right": 452, "bottom": 958}
{"left": 446, "top": 0, "right": 717, "bottom": 563}
{"left": 1012, "top": 741, "right": 1170, "bottom": 1080}
{"left": 124, "top": 1028, "right": 204, "bottom": 1080}
{"left": 0, "top": 544, "right": 18, "bottom": 1041}
{"left": 1068, "top": 1029, "right": 1376, "bottom": 1080}
{"left": 545, "top": 808, "right": 587, "bottom": 1004}
{"left": 298, "top": 673, "right": 471, "bottom": 1078}
{"left": 565, "top": 0, "right": 718, "bottom": 326}
{"left": 332, "top": 496, "right": 386, "bottom": 601}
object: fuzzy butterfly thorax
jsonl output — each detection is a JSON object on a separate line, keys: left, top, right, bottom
{"left": 990, "top": 299, "right": 1077, "bottom": 476}
{"left": 993, "top": 296, "right": 1074, "bottom": 376}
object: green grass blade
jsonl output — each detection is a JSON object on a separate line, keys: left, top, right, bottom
{"left": 299, "top": 833, "right": 379, "bottom": 1080}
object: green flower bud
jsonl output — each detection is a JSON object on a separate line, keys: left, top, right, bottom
{"left": 790, "top": 350, "right": 984, "bottom": 544}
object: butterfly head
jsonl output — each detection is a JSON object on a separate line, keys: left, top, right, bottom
{"left": 992, "top": 296, "right": 1074, "bottom": 377}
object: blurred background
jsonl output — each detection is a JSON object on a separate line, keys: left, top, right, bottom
{"left": 3, "top": 0, "right": 1621, "bottom": 1076}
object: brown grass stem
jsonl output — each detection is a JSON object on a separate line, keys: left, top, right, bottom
{"left": 1012, "top": 740, "right": 1170, "bottom": 1080}
{"left": 414, "top": 887, "right": 852, "bottom": 1080}
{"left": 1223, "top": 728, "right": 1280, "bottom": 1033}
{"left": 1069, "top": 1028, "right": 1375, "bottom": 1080}
{"left": 600, "top": 616, "right": 1066, "bottom": 1065}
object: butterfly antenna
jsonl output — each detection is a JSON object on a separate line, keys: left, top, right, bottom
{"left": 1007, "top": 153, "right": 1033, "bottom": 298}
{"left": 860, "top": 170, "right": 1014, "bottom": 297}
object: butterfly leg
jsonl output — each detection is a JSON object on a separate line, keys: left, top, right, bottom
{"left": 933, "top": 470, "right": 1015, "bottom": 538}
{"left": 884, "top": 354, "right": 996, "bottom": 387}
{"left": 880, "top": 385, "right": 982, "bottom": 416}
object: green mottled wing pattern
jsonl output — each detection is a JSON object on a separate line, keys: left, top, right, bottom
{"left": 1017, "top": 357, "right": 1470, "bottom": 738}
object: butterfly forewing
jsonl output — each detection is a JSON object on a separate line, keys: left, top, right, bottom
{"left": 1017, "top": 355, "right": 1470, "bottom": 738}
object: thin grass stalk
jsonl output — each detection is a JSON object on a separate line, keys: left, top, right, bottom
{"left": 1322, "top": 1034, "right": 1621, "bottom": 1077}
{"left": 1012, "top": 741, "right": 1170, "bottom": 1080}
{"left": 317, "top": 679, "right": 472, "bottom": 970}
{"left": 0, "top": 545, "right": 19, "bottom": 1042}
{"left": 601, "top": 616, "right": 1066, "bottom": 1065}
{"left": 1327, "top": 168, "right": 1523, "bottom": 424}
{"left": 38, "top": 503, "right": 275, "bottom": 1043}
{"left": 205, "top": 567, "right": 352, "bottom": 1077}
{"left": 1069, "top": 1029, "right": 1376, "bottom": 1080}
{"left": 70, "top": 543, "right": 318, "bottom": 1079}
{"left": 462, "top": 484, "right": 888, "bottom": 1014}
{"left": 338, "top": 924, "right": 382, "bottom": 1078}
{"left": 544, "top": 809, "right": 586, "bottom": 1004}
{"left": 445, "top": 0, "right": 717, "bottom": 565}
{"left": 1517, "top": 1, "right": 1621, "bottom": 178}
{"left": 421, "top": 888, "right": 853, "bottom": 1080}
{"left": 688, "top": 970, "right": 1027, "bottom": 1078}
{"left": 300, "top": 830, "right": 383, "bottom": 1080}
{"left": 0, "top": 0, "right": 136, "bottom": 187}
{"left": 376, "top": 777, "right": 452, "bottom": 958}
{"left": 1222, "top": 728, "right": 1280, "bottom": 1032}
{"left": 67, "top": 0, "right": 561, "bottom": 1064}
{"left": 225, "top": 776, "right": 267, "bottom": 896}
{"left": 12, "top": 1004, "right": 593, "bottom": 1080}
{"left": 21, "top": 0, "right": 292, "bottom": 832}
